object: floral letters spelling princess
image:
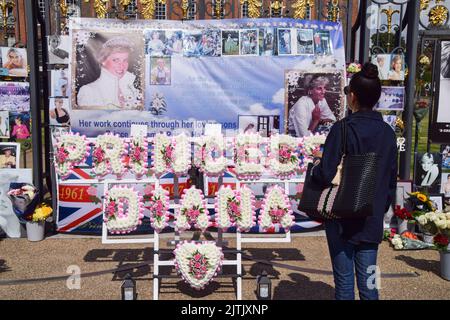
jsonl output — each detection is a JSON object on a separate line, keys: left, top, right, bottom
{"left": 176, "top": 186, "right": 210, "bottom": 232}
{"left": 148, "top": 185, "right": 170, "bottom": 233}
{"left": 299, "top": 133, "right": 326, "bottom": 173}
{"left": 104, "top": 185, "right": 144, "bottom": 234}
{"left": 174, "top": 241, "right": 224, "bottom": 290}
{"left": 259, "top": 185, "right": 294, "bottom": 232}
{"left": 234, "top": 133, "right": 264, "bottom": 180}
{"left": 267, "top": 134, "right": 300, "bottom": 179}
{"left": 128, "top": 135, "right": 148, "bottom": 179}
{"left": 92, "top": 133, "right": 127, "bottom": 178}
{"left": 153, "top": 133, "right": 191, "bottom": 176}
{"left": 194, "top": 134, "right": 227, "bottom": 177}
{"left": 215, "top": 185, "right": 256, "bottom": 232}
{"left": 54, "top": 132, "right": 89, "bottom": 179}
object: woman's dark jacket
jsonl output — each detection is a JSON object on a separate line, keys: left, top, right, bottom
{"left": 311, "top": 110, "right": 397, "bottom": 244}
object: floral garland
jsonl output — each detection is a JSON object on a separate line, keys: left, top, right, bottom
{"left": 234, "top": 133, "right": 264, "bottom": 180}
{"left": 259, "top": 185, "right": 294, "bottom": 232}
{"left": 176, "top": 186, "right": 210, "bottom": 232}
{"left": 194, "top": 134, "right": 227, "bottom": 177}
{"left": 104, "top": 186, "right": 144, "bottom": 234}
{"left": 215, "top": 185, "right": 256, "bottom": 232}
{"left": 267, "top": 134, "right": 300, "bottom": 179}
{"left": 148, "top": 186, "right": 170, "bottom": 233}
{"left": 299, "top": 133, "right": 326, "bottom": 172}
{"left": 173, "top": 241, "right": 224, "bottom": 290}
{"left": 128, "top": 135, "right": 148, "bottom": 179}
{"left": 153, "top": 133, "right": 191, "bottom": 176}
{"left": 92, "top": 134, "right": 127, "bottom": 178}
{"left": 54, "top": 132, "right": 89, "bottom": 179}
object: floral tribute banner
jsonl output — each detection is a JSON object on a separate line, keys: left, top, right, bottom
{"left": 55, "top": 132, "right": 324, "bottom": 234}
{"left": 174, "top": 241, "right": 224, "bottom": 290}
{"left": 67, "top": 17, "right": 345, "bottom": 138}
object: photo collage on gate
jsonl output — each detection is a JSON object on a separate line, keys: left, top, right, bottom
{"left": 370, "top": 53, "right": 406, "bottom": 132}
{"left": 144, "top": 27, "right": 333, "bottom": 85}
{"left": 47, "top": 35, "right": 71, "bottom": 144}
{"left": 0, "top": 46, "right": 31, "bottom": 169}
{"left": 440, "top": 144, "right": 450, "bottom": 206}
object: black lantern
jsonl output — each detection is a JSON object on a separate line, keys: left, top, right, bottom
{"left": 256, "top": 271, "right": 272, "bottom": 300}
{"left": 121, "top": 273, "right": 137, "bottom": 300}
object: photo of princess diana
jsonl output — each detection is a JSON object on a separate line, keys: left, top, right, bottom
{"left": 74, "top": 32, "right": 144, "bottom": 111}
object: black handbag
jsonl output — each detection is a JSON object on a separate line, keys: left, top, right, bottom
{"left": 298, "top": 120, "right": 379, "bottom": 220}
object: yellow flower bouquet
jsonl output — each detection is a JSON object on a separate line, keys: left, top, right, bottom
{"left": 31, "top": 204, "right": 53, "bottom": 222}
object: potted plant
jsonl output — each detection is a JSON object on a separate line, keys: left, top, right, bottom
{"left": 397, "top": 192, "right": 435, "bottom": 235}
{"left": 416, "top": 210, "right": 450, "bottom": 280}
{"left": 26, "top": 204, "right": 53, "bottom": 242}
{"left": 434, "top": 232, "right": 450, "bottom": 281}
{"left": 393, "top": 205, "right": 415, "bottom": 234}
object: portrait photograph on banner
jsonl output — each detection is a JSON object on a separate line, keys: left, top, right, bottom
{"left": 163, "top": 30, "right": 183, "bottom": 56}
{"left": 258, "top": 27, "right": 276, "bottom": 56}
{"left": 387, "top": 54, "right": 405, "bottom": 81}
{"left": 238, "top": 114, "right": 280, "bottom": 137}
{"left": 0, "top": 110, "right": 9, "bottom": 138}
{"left": 440, "top": 172, "right": 450, "bottom": 197}
{"left": 278, "top": 28, "right": 294, "bottom": 55}
{"left": 0, "top": 142, "right": 20, "bottom": 169}
{"left": 313, "top": 30, "right": 333, "bottom": 55}
{"left": 414, "top": 152, "right": 442, "bottom": 193}
{"left": 441, "top": 144, "right": 450, "bottom": 169}
{"left": 145, "top": 29, "right": 167, "bottom": 56}
{"left": 430, "top": 41, "right": 450, "bottom": 143}
{"left": 0, "top": 82, "right": 30, "bottom": 112}
{"left": 221, "top": 30, "right": 240, "bottom": 56}
{"left": 67, "top": 18, "right": 346, "bottom": 138}
{"left": 149, "top": 56, "right": 171, "bottom": 85}
{"left": 285, "top": 69, "right": 345, "bottom": 137}
{"left": 51, "top": 69, "right": 70, "bottom": 97}
{"left": 383, "top": 114, "right": 398, "bottom": 131}
{"left": 49, "top": 97, "right": 71, "bottom": 127}
{"left": 72, "top": 31, "right": 145, "bottom": 111}
{"left": 375, "top": 86, "right": 405, "bottom": 111}
{"left": 48, "top": 35, "right": 70, "bottom": 64}
{"left": 240, "top": 29, "right": 259, "bottom": 56}
{"left": 371, "top": 54, "right": 390, "bottom": 80}
{"left": 296, "top": 29, "right": 314, "bottom": 55}
{"left": 9, "top": 112, "right": 31, "bottom": 141}
{"left": 0, "top": 47, "right": 28, "bottom": 77}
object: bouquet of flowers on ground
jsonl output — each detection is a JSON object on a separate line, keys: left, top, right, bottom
{"left": 7, "top": 183, "right": 40, "bottom": 223}
{"left": 416, "top": 210, "right": 450, "bottom": 252}
{"left": 390, "top": 233, "right": 434, "bottom": 250}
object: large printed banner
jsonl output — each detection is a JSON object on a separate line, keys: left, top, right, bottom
{"left": 56, "top": 17, "right": 345, "bottom": 234}
{"left": 67, "top": 18, "right": 346, "bottom": 138}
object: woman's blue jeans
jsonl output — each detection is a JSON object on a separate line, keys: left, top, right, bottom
{"left": 325, "top": 220, "right": 380, "bottom": 300}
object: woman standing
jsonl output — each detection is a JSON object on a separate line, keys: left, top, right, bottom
{"left": 311, "top": 63, "right": 397, "bottom": 300}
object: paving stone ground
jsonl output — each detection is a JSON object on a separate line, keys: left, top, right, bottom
{"left": 0, "top": 233, "right": 449, "bottom": 300}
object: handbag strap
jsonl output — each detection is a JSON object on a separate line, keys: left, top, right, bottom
{"left": 341, "top": 119, "right": 347, "bottom": 157}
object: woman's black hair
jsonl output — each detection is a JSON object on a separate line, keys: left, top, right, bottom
{"left": 349, "top": 62, "right": 382, "bottom": 110}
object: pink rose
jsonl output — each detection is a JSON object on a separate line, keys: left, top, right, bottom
{"left": 194, "top": 253, "right": 202, "bottom": 261}
{"left": 86, "top": 186, "right": 97, "bottom": 196}
{"left": 165, "top": 146, "right": 173, "bottom": 159}
{"left": 143, "top": 185, "right": 153, "bottom": 196}
{"left": 93, "top": 147, "right": 104, "bottom": 163}
{"left": 296, "top": 183, "right": 304, "bottom": 193}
